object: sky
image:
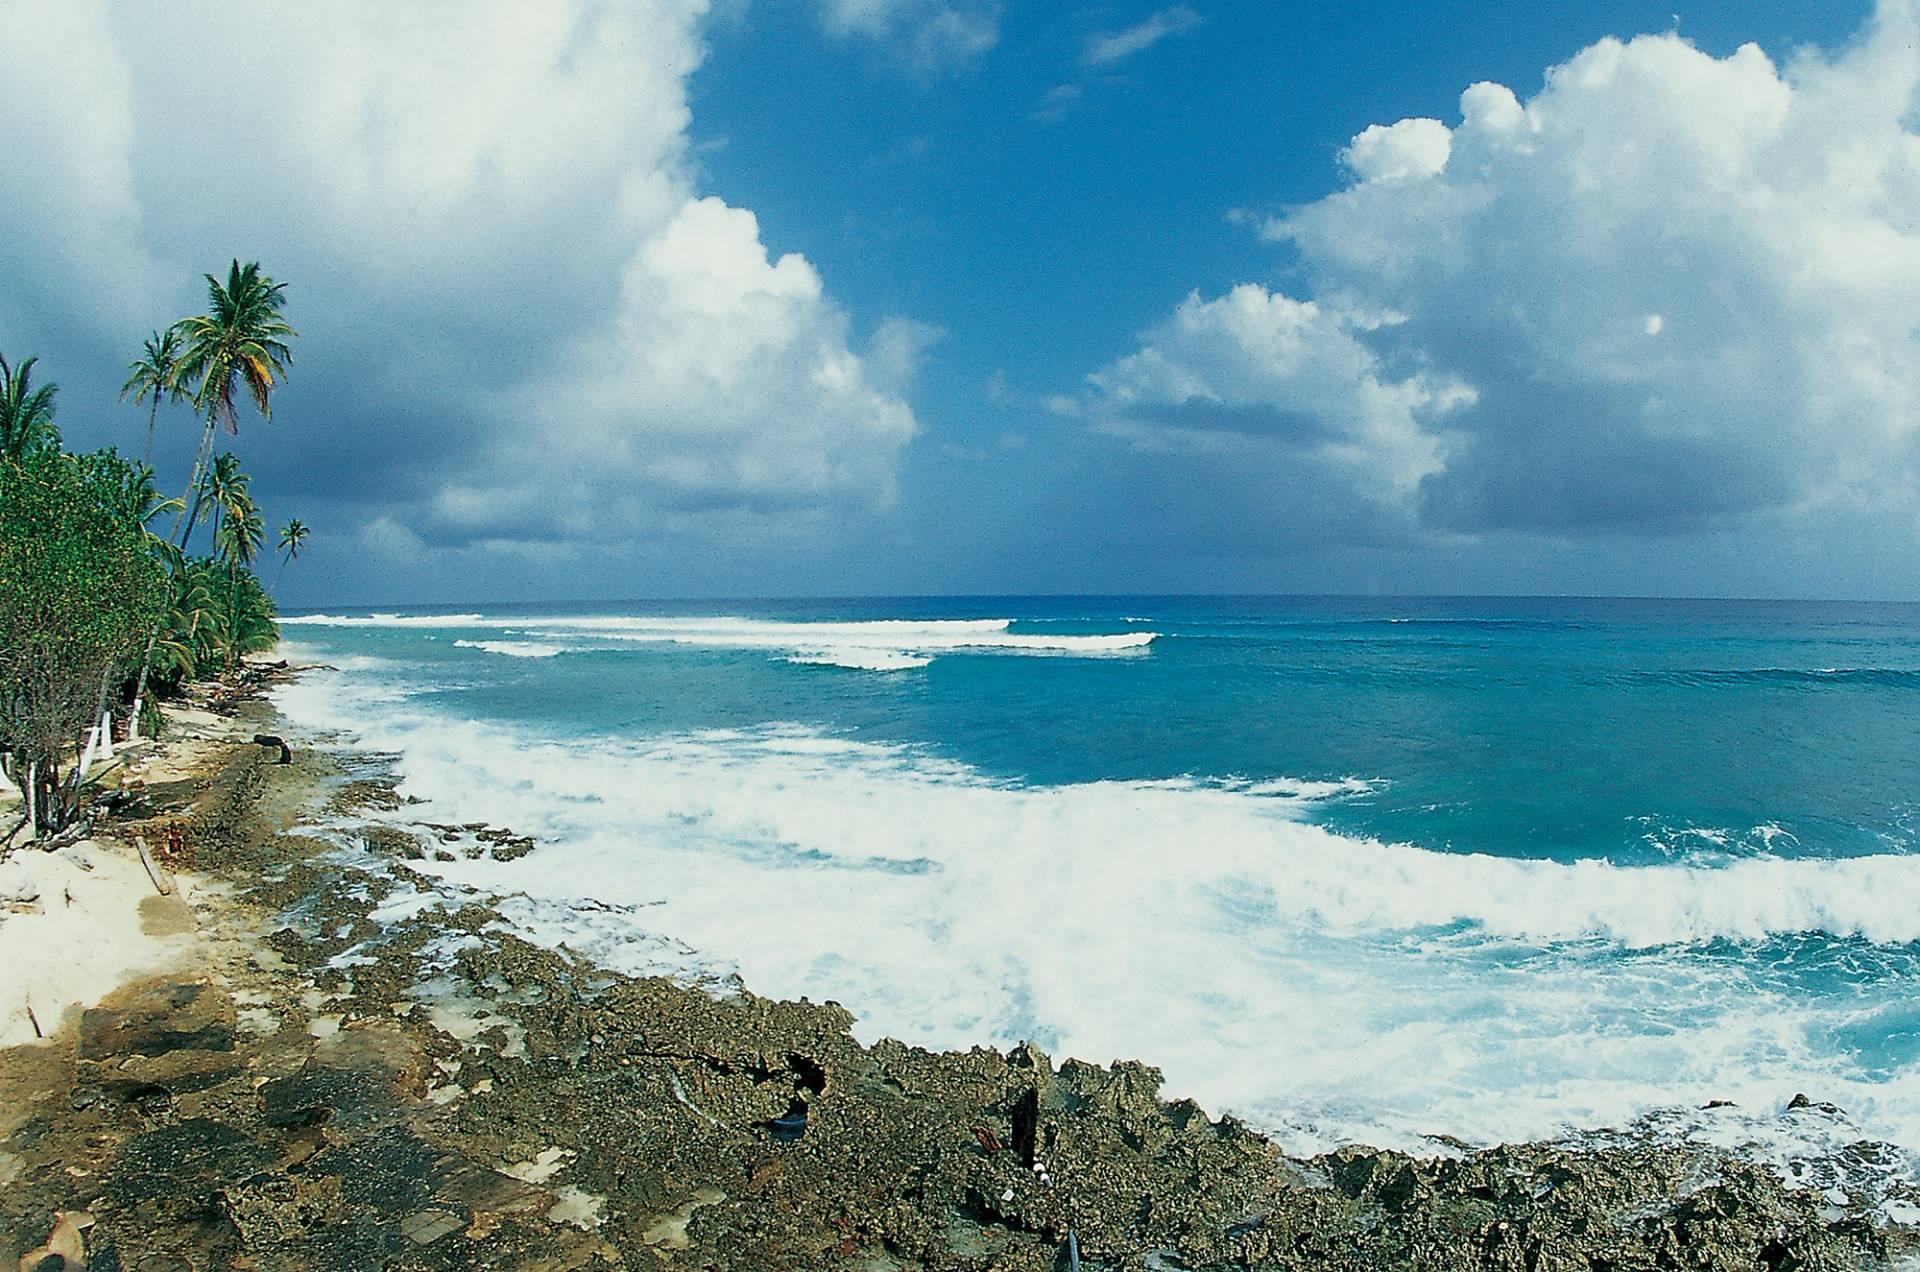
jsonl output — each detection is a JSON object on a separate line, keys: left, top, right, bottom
{"left": 6, "top": 0, "right": 1920, "bottom": 605}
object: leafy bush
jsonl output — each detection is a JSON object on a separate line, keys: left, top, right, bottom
{"left": 0, "top": 450, "right": 167, "bottom": 832}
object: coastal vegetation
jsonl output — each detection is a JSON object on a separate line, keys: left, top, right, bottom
{"left": 0, "top": 260, "right": 303, "bottom": 841}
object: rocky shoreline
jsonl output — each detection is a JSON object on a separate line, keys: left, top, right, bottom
{"left": 3, "top": 678, "right": 1917, "bottom": 1270}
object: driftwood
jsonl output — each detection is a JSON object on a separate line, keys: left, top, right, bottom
{"left": 135, "top": 835, "right": 174, "bottom": 896}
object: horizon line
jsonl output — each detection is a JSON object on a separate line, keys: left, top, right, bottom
{"left": 280, "top": 590, "right": 1920, "bottom": 614}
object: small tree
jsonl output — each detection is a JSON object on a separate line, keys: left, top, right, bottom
{"left": 120, "top": 327, "right": 188, "bottom": 465}
{"left": 272, "top": 517, "right": 309, "bottom": 592}
{"left": 0, "top": 450, "right": 166, "bottom": 836}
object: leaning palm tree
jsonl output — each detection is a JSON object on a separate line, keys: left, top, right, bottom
{"left": 272, "top": 518, "right": 310, "bottom": 591}
{"left": 168, "top": 260, "right": 294, "bottom": 550}
{"left": 0, "top": 352, "right": 60, "bottom": 461}
{"left": 120, "top": 327, "right": 188, "bottom": 464}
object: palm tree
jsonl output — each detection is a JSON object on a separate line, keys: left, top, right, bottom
{"left": 168, "top": 260, "right": 294, "bottom": 549}
{"left": 120, "top": 327, "right": 188, "bottom": 464}
{"left": 131, "top": 261, "right": 293, "bottom": 718}
{"left": 151, "top": 556, "right": 225, "bottom": 690}
{"left": 214, "top": 493, "right": 263, "bottom": 570}
{"left": 194, "top": 451, "right": 250, "bottom": 552}
{"left": 225, "top": 570, "right": 279, "bottom": 663}
{"left": 0, "top": 352, "right": 60, "bottom": 461}
{"left": 134, "top": 477, "right": 186, "bottom": 539}
{"left": 205, "top": 459, "right": 265, "bottom": 676}
{"left": 272, "top": 518, "right": 310, "bottom": 591}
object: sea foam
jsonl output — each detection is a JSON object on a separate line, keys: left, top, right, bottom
{"left": 786, "top": 651, "right": 933, "bottom": 671}
{"left": 454, "top": 639, "right": 565, "bottom": 659}
{"left": 285, "top": 611, "right": 1155, "bottom": 667}
{"left": 275, "top": 659, "right": 1920, "bottom": 1167}
{"left": 285, "top": 611, "right": 487, "bottom": 627}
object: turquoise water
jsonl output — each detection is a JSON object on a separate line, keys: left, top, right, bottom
{"left": 276, "top": 596, "right": 1920, "bottom": 1176}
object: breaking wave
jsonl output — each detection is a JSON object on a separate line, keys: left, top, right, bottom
{"left": 786, "top": 651, "right": 933, "bottom": 671}
{"left": 287, "top": 612, "right": 1155, "bottom": 668}
{"left": 285, "top": 611, "right": 487, "bottom": 627}
{"left": 276, "top": 656, "right": 1920, "bottom": 1163}
{"left": 454, "top": 640, "right": 565, "bottom": 659}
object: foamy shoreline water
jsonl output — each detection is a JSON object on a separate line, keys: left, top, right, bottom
{"left": 276, "top": 686, "right": 1920, "bottom": 1217}
{"left": 270, "top": 607, "right": 1920, "bottom": 1213}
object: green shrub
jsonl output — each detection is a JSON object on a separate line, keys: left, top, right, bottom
{"left": 0, "top": 450, "right": 167, "bottom": 831}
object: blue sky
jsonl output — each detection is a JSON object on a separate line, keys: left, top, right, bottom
{"left": 4, "top": 0, "right": 1916, "bottom": 603}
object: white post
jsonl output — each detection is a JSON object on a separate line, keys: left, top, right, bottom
{"left": 77, "top": 725, "right": 99, "bottom": 778}
{"left": 99, "top": 711, "right": 114, "bottom": 762}
{"left": 130, "top": 694, "right": 144, "bottom": 740}
{"left": 22, "top": 761, "right": 35, "bottom": 841}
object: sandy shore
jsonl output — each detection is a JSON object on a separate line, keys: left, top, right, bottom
{"left": 2, "top": 672, "right": 1916, "bottom": 1270}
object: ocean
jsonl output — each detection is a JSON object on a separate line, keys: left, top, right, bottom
{"left": 275, "top": 595, "right": 1920, "bottom": 1194}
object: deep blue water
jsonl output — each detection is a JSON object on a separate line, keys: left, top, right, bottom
{"left": 275, "top": 596, "right": 1920, "bottom": 1173}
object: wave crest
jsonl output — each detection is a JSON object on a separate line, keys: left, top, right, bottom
{"left": 787, "top": 651, "right": 932, "bottom": 671}
{"left": 286, "top": 612, "right": 1155, "bottom": 667}
{"left": 454, "top": 640, "right": 565, "bottom": 659}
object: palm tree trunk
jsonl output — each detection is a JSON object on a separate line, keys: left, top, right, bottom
{"left": 225, "top": 561, "right": 237, "bottom": 676}
{"left": 130, "top": 412, "right": 217, "bottom": 731}
{"left": 68, "top": 667, "right": 114, "bottom": 801}
{"left": 172, "top": 413, "right": 216, "bottom": 551}
{"left": 129, "top": 624, "right": 161, "bottom": 739}
{"left": 143, "top": 396, "right": 159, "bottom": 465}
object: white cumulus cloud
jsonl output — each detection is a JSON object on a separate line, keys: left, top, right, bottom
{"left": 1078, "top": 0, "right": 1920, "bottom": 545}
{"left": 1086, "top": 285, "right": 1465, "bottom": 507}
{"left": 1342, "top": 118, "right": 1452, "bottom": 183}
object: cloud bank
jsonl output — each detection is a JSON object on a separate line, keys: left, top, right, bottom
{"left": 1076, "top": 1, "right": 1920, "bottom": 549}
{"left": 0, "top": 1, "right": 922, "bottom": 570}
